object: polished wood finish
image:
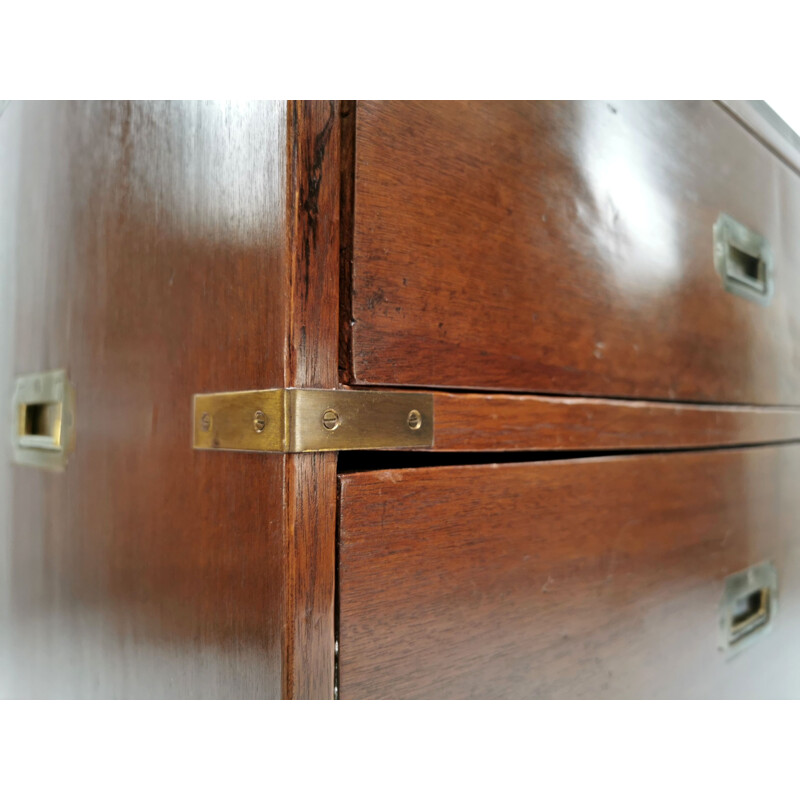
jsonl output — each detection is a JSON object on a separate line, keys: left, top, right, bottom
{"left": 347, "top": 101, "right": 800, "bottom": 405}
{"left": 287, "top": 100, "right": 341, "bottom": 390}
{"left": 283, "top": 101, "right": 341, "bottom": 699}
{"left": 5, "top": 100, "right": 800, "bottom": 700}
{"left": 1, "top": 101, "right": 286, "bottom": 698}
{"left": 284, "top": 451, "right": 336, "bottom": 699}
{"left": 338, "top": 100, "right": 357, "bottom": 382}
{"left": 338, "top": 445, "right": 800, "bottom": 699}
{"left": 0, "top": 100, "right": 339, "bottom": 698}
{"left": 429, "top": 391, "right": 800, "bottom": 451}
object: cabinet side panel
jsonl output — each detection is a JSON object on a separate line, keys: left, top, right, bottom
{"left": 0, "top": 101, "right": 288, "bottom": 698}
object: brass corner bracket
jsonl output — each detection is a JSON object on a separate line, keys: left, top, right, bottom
{"left": 193, "top": 388, "right": 434, "bottom": 453}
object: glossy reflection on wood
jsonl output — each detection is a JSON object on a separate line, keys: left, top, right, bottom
{"left": 338, "top": 445, "right": 800, "bottom": 699}
{"left": 0, "top": 101, "right": 340, "bottom": 698}
{"left": 347, "top": 101, "right": 800, "bottom": 405}
{"left": 428, "top": 391, "right": 800, "bottom": 451}
{"left": 5, "top": 100, "right": 800, "bottom": 701}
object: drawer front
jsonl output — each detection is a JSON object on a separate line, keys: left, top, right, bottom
{"left": 338, "top": 446, "right": 800, "bottom": 698}
{"left": 348, "top": 101, "right": 800, "bottom": 405}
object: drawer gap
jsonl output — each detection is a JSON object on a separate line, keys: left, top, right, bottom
{"left": 337, "top": 440, "right": 795, "bottom": 473}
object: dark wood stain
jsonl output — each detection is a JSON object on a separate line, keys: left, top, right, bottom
{"left": 430, "top": 391, "right": 800, "bottom": 451}
{"left": 4, "top": 100, "right": 800, "bottom": 700}
{"left": 338, "top": 445, "right": 800, "bottom": 699}
{"left": 0, "top": 101, "right": 288, "bottom": 697}
{"left": 287, "top": 100, "right": 341, "bottom": 391}
{"left": 338, "top": 100, "right": 357, "bottom": 384}
{"left": 347, "top": 101, "right": 800, "bottom": 405}
{"left": 0, "top": 100, "right": 340, "bottom": 698}
{"left": 284, "top": 101, "right": 342, "bottom": 699}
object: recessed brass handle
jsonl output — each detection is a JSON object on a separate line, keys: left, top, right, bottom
{"left": 719, "top": 561, "right": 777, "bottom": 654}
{"left": 713, "top": 213, "right": 774, "bottom": 305}
{"left": 12, "top": 370, "right": 76, "bottom": 471}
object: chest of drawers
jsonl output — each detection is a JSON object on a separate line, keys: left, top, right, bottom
{"left": 2, "top": 100, "right": 800, "bottom": 698}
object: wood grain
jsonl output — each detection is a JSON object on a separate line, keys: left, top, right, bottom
{"left": 286, "top": 100, "right": 341, "bottom": 390}
{"left": 284, "top": 451, "right": 337, "bottom": 699}
{"left": 338, "top": 100, "right": 356, "bottom": 383}
{"left": 0, "top": 101, "right": 288, "bottom": 697}
{"left": 283, "top": 101, "right": 341, "bottom": 699}
{"left": 0, "top": 101, "right": 340, "bottom": 698}
{"left": 430, "top": 391, "right": 800, "bottom": 451}
{"left": 338, "top": 445, "right": 800, "bottom": 699}
{"left": 348, "top": 101, "right": 800, "bottom": 405}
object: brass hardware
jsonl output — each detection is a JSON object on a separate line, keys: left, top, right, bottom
{"left": 713, "top": 213, "right": 774, "bottom": 305}
{"left": 253, "top": 410, "right": 267, "bottom": 433}
{"left": 193, "top": 389, "right": 434, "bottom": 453}
{"left": 12, "top": 370, "right": 76, "bottom": 471}
{"left": 730, "top": 589, "right": 769, "bottom": 640}
{"left": 719, "top": 561, "right": 777, "bottom": 654}
{"left": 194, "top": 389, "right": 286, "bottom": 452}
{"left": 322, "top": 409, "right": 341, "bottom": 431}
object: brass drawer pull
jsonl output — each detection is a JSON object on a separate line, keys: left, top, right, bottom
{"left": 719, "top": 561, "right": 777, "bottom": 653}
{"left": 713, "top": 213, "right": 774, "bottom": 305}
{"left": 12, "top": 370, "right": 76, "bottom": 471}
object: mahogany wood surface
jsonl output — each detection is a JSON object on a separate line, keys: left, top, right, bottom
{"left": 0, "top": 100, "right": 339, "bottom": 698}
{"left": 347, "top": 101, "right": 800, "bottom": 405}
{"left": 283, "top": 101, "right": 341, "bottom": 699}
{"left": 338, "top": 445, "right": 800, "bottom": 699}
{"left": 429, "top": 391, "right": 800, "bottom": 451}
{"left": 4, "top": 100, "right": 800, "bottom": 701}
